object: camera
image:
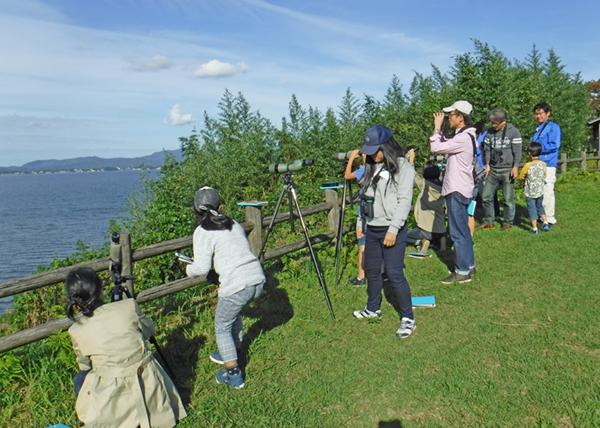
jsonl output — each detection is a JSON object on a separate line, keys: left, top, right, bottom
{"left": 360, "top": 197, "right": 374, "bottom": 218}
{"left": 269, "top": 159, "right": 315, "bottom": 174}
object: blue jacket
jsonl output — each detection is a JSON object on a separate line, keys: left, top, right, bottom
{"left": 532, "top": 120, "right": 561, "bottom": 168}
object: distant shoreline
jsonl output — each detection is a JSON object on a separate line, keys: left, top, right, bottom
{"left": 0, "top": 149, "right": 183, "bottom": 176}
{"left": 0, "top": 166, "right": 163, "bottom": 176}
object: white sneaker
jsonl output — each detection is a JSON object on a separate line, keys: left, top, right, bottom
{"left": 396, "top": 317, "right": 416, "bottom": 338}
{"left": 353, "top": 307, "right": 381, "bottom": 319}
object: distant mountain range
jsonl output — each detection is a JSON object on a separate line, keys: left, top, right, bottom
{"left": 0, "top": 149, "right": 184, "bottom": 174}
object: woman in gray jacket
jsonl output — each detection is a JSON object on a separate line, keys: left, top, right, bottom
{"left": 352, "top": 125, "right": 416, "bottom": 339}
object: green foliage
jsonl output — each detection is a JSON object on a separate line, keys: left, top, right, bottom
{"left": 589, "top": 78, "right": 600, "bottom": 118}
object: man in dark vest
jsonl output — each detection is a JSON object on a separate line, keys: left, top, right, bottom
{"left": 476, "top": 108, "right": 522, "bottom": 231}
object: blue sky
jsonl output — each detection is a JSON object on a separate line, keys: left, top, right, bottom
{"left": 1, "top": 0, "right": 598, "bottom": 167}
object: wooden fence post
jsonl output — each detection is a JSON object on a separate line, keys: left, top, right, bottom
{"left": 560, "top": 153, "right": 567, "bottom": 174}
{"left": 580, "top": 151, "right": 587, "bottom": 172}
{"left": 245, "top": 206, "right": 263, "bottom": 257}
{"left": 120, "top": 232, "right": 134, "bottom": 297}
{"left": 325, "top": 188, "right": 339, "bottom": 234}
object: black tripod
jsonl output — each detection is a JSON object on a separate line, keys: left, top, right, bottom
{"left": 260, "top": 173, "right": 335, "bottom": 320}
{"left": 109, "top": 248, "right": 176, "bottom": 379}
{"left": 333, "top": 178, "right": 353, "bottom": 288}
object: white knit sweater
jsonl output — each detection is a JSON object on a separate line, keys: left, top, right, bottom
{"left": 186, "top": 221, "right": 265, "bottom": 297}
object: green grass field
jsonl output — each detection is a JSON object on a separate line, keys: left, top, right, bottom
{"left": 2, "top": 173, "right": 600, "bottom": 427}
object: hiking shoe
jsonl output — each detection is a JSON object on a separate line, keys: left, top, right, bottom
{"left": 210, "top": 352, "right": 225, "bottom": 365}
{"left": 500, "top": 224, "right": 512, "bottom": 231}
{"left": 475, "top": 223, "right": 494, "bottom": 230}
{"left": 542, "top": 223, "right": 552, "bottom": 232}
{"left": 529, "top": 229, "right": 540, "bottom": 235}
{"left": 349, "top": 276, "right": 366, "bottom": 287}
{"left": 441, "top": 272, "right": 471, "bottom": 284}
{"left": 396, "top": 317, "right": 416, "bottom": 338}
{"left": 216, "top": 370, "right": 244, "bottom": 389}
{"left": 353, "top": 307, "right": 381, "bottom": 319}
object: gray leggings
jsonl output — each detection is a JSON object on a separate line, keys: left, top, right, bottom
{"left": 214, "top": 282, "right": 264, "bottom": 363}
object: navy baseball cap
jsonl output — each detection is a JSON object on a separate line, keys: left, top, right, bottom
{"left": 360, "top": 125, "right": 392, "bottom": 156}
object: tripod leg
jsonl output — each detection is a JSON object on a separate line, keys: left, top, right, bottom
{"left": 289, "top": 187, "right": 335, "bottom": 320}
{"left": 335, "top": 180, "right": 348, "bottom": 287}
{"left": 348, "top": 180, "right": 354, "bottom": 209}
{"left": 259, "top": 184, "right": 289, "bottom": 260}
{"left": 287, "top": 187, "right": 295, "bottom": 233}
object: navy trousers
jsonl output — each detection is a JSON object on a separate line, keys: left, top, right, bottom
{"left": 364, "top": 225, "right": 413, "bottom": 320}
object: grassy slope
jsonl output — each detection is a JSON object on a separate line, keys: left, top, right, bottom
{"left": 3, "top": 175, "right": 600, "bottom": 427}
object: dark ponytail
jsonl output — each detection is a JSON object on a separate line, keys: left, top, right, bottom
{"left": 65, "top": 267, "right": 104, "bottom": 321}
{"left": 195, "top": 205, "right": 234, "bottom": 231}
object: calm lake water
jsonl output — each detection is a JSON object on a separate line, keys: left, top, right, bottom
{"left": 0, "top": 170, "right": 157, "bottom": 314}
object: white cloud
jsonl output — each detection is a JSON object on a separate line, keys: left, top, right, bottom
{"left": 194, "top": 60, "right": 249, "bottom": 78}
{"left": 128, "top": 55, "right": 174, "bottom": 72}
{"left": 164, "top": 104, "right": 195, "bottom": 126}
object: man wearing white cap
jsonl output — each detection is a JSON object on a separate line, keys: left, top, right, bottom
{"left": 429, "top": 100, "right": 476, "bottom": 284}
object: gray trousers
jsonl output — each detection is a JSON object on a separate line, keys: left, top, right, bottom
{"left": 214, "top": 282, "right": 264, "bottom": 363}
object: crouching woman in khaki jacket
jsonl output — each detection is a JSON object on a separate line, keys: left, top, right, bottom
{"left": 65, "top": 267, "right": 187, "bottom": 428}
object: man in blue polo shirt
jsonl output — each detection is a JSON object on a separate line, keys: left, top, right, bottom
{"left": 531, "top": 102, "right": 561, "bottom": 225}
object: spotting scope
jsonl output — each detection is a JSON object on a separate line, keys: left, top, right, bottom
{"left": 269, "top": 159, "right": 315, "bottom": 174}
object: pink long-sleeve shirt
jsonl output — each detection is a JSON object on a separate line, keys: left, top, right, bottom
{"left": 429, "top": 127, "right": 475, "bottom": 199}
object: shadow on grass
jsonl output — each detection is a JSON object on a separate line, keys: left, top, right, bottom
{"left": 238, "top": 260, "right": 294, "bottom": 370}
{"left": 379, "top": 421, "right": 403, "bottom": 428}
{"left": 432, "top": 247, "right": 455, "bottom": 274}
{"left": 158, "top": 292, "right": 211, "bottom": 406}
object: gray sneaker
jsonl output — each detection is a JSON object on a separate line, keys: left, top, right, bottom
{"left": 353, "top": 307, "right": 382, "bottom": 319}
{"left": 396, "top": 317, "right": 416, "bottom": 338}
{"left": 441, "top": 272, "right": 471, "bottom": 284}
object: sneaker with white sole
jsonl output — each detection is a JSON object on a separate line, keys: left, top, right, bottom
{"left": 353, "top": 307, "right": 381, "bottom": 319}
{"left": 216, "top": 370, "right": 244, "bottom": 389}
{"left": 396, "top": 317, "right": 416, "bottom": 338}
{"left": 441, "top": 272, "right": 471, "bottom": 284}
{"left": 542, "top": 223, "right": 552, "bottom": 232}
{"left": 210, "top": 352, "right": 225, "bottom": 365}
{"left": 349, "top": 276, "right": 366, "bottom": 286}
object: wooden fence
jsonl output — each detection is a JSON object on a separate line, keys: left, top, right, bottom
{"left": 0, "top": 189, "right": 346, "bottom": 354}
{"left": 1, "top": 150, "right": 598, "bottom": 354}
{"left": 557, "top": 151, "right": 600, "bottom": 173}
